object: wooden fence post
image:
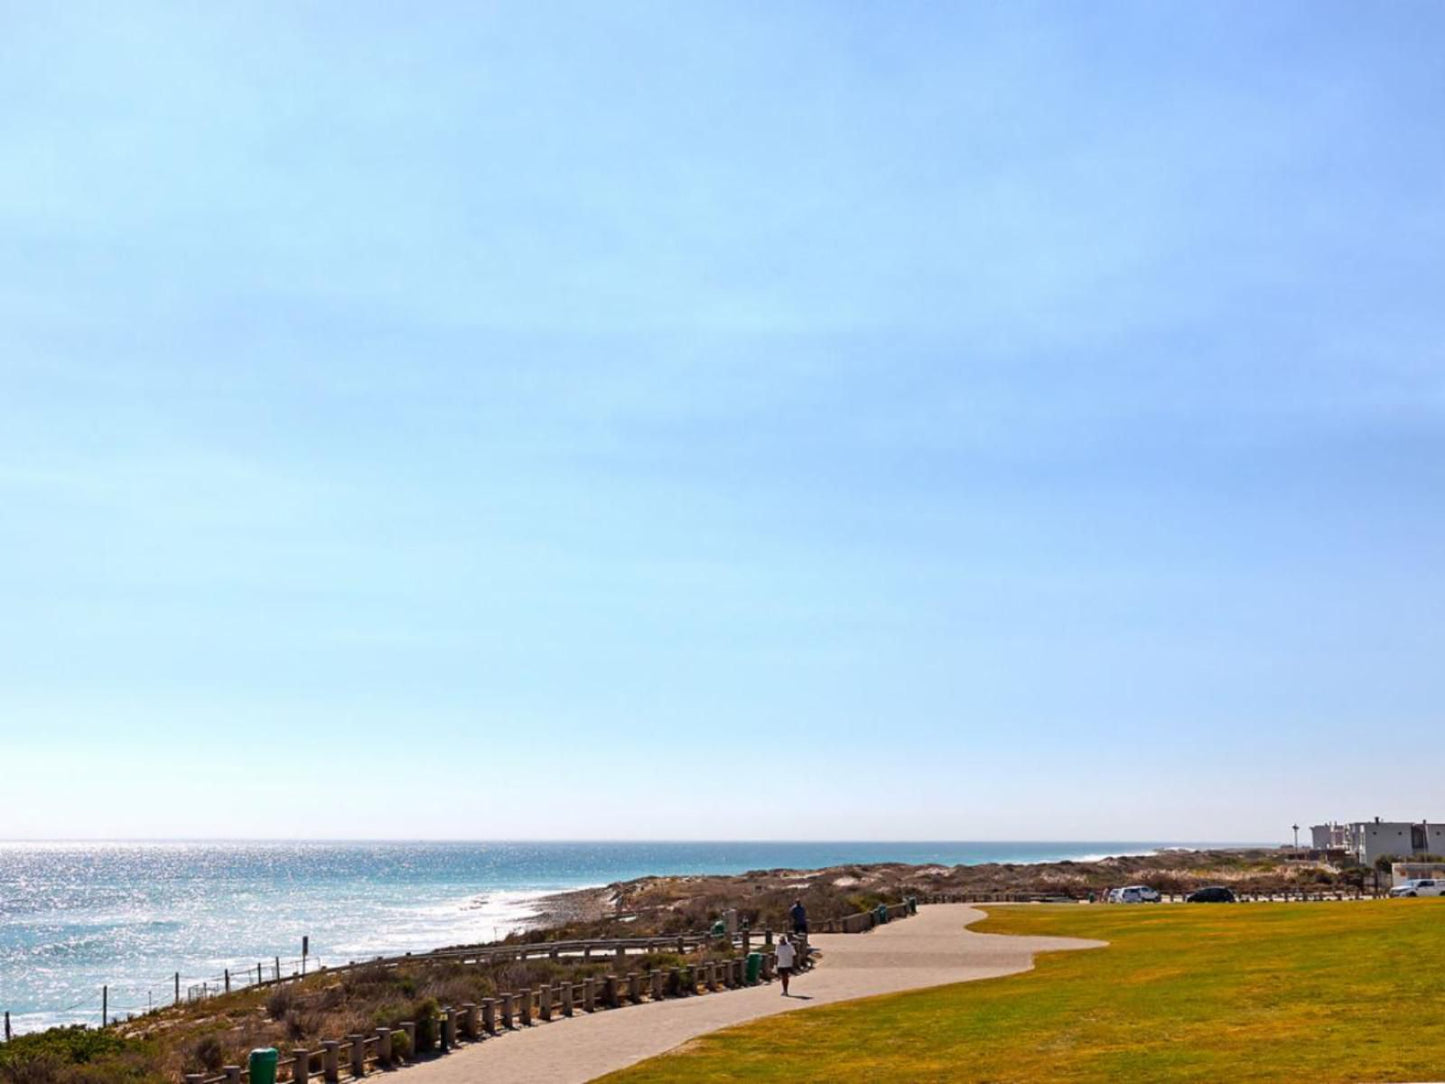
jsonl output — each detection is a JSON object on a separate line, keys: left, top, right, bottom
{"left": 561, "top": 982, "right": 574, "bottom": 1017}
{"left": 321, "top": 1041, "right": 339, "bottom": 1083}
{"left": 292, "top": 1050, "right": 310, "bottom": 1084}
{"left": 462, "top": 1003, "right": 478, "bottom": 1039}
{"left": 349, "top": 1035, "right": 365, "bottom": 1077}
{"left": 501, "top": 993, "right": 515, "bottom": 1029}
{"left": 375, "top": 1028, "right": 392, "bottom": 1067}
{"left": 538, "top": 986, "right": 552, "bottom": 1022}
{"left": 583, "top": 977, "right": 596, "bottom": 1013}
{"left": 482, "top": 998, "right": 497, "bottom": 1035}
{"left": 174, "top": 973, "right": 180, "bottom": 1004}
{"left": 224, "top": 1066, "right": 241, "bottom": 1084}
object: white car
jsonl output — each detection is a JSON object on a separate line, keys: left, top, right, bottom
{"left": 1389, "top": 878, "right": 1445, "bottom": 898}
{"left": 1112, "top": 885, "right": 1161, "bottom": 903}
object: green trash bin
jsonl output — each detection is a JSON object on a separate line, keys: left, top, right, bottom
{"left": 710, "top": 919, "right": 726, "bottom": 938}
{"left": 875, "top": 904, "right": 889, "bottom": 925}
{"left": 248, "top": 1048, "right": 279, "bottom": 1084}
{"left": 745, "top": 952, "right": 762, "bottom": 985}
{"left": 908, "top": 896, "right": 918, "bottom": 914}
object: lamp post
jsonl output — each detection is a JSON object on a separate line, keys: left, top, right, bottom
{"left": 1292, "top": 824, "right": 1300, "bottom": 854}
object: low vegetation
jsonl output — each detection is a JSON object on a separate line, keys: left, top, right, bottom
{"left": 1, "top": 948, "right": 718, "bottom": 1083}
{"left": 605, "top": 899, "right": 1445, "bottom": 1083}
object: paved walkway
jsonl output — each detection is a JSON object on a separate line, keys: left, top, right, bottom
{"left": 403, "top": 904, "right": 1105, "bottom": 1084}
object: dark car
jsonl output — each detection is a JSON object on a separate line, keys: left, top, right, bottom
{"left": 1186, "top": 886, "right": 1237, "bottom": 903}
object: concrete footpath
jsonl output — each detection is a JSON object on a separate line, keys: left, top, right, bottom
{"left": 403, "top": 904, "right": 1105, "bottom": 1084}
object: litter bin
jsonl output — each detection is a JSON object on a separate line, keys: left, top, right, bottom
{"left": 745, "top": 952, "right": 762, "bottom": 985}
{"left": 907, "top": 896, "right": 917, "bottom": 914}
{"left": 248, "top": 1048, "right": 279, "bottom": 1084}
{"left": 710, "top": 919, "right": 726, "bottom": 938}
{"left": 875, "top": 904, "right": 889, "bottom": 925}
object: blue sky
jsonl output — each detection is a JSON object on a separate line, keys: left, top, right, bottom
{"left": 2, "top": 1, "right": 1442, "bottom": 840}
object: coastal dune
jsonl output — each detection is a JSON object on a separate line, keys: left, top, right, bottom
{"left": 409, "top": 904, "right": 1104, "bottom": 1084}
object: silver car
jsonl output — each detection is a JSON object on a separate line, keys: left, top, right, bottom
{"left": 1389, "top": 878, "right": 1444, "bottom": 898}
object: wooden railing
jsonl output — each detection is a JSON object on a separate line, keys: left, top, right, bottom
{"left": 186, "top": 945, "right": 804, "bottom": 1084}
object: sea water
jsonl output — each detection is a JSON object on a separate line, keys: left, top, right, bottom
{"left": 0, "top": 839, "right": 1202, "bottom": 1033}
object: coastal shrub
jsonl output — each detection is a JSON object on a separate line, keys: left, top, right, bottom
{"left": 0, "top": 1030, "right": 132, "bottom": 1068}
{"left": 389, "top": 1029, "right": 411, "bottom": 1062}
{"left": 0, "top": 1052, "right": 64, "bottom": 1084}
{"left": 0, "top": 1029, "right": 161, "bottom": 1084}
{"left": 410, "top": 998, "right": 440, "bottom": 1052}
{"left": 265, "top": 984, "right": 294, "bottom": 1020}
{"left": 187, "top": 1035, "right": 224, "bottom": 1073}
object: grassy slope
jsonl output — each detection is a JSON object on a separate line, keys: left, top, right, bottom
{"left": 603, "top": 901, "right": 1445, "bottom": 1083}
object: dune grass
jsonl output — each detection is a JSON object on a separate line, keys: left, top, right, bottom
{"left": 603, "top": 900, "right": 1445, "bottom": 1083}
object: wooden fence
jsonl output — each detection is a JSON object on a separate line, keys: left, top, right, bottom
{"left": 187, "top": 941, "right": 805, "bottom": 1084}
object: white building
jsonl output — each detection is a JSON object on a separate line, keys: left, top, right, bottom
{"left": 1328, "top": 819, "right": 1445, "bottom": 867}
{"left": 1310, "top": 822, "right": 1350, "bottom": 850}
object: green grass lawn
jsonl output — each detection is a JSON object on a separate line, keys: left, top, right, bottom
{"left": 602, "top": 901, "right": 1445, "bottom": 1083}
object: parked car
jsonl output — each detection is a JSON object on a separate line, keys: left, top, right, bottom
{"left": 1186, "top": 886, "right": 1237, "bottom": 903}
{"left": 1113, "top": 885, "right": 1161, "bottom": 903}
{"left": 1389, "top": 879, "right": 1445, "bottom": 898}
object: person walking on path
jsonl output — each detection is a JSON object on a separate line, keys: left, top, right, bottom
{"left": 789, "top": 899, "right": 808, "bottom": 935}
{"left": 775, "top": 934, "right": 798, "bottom": 996}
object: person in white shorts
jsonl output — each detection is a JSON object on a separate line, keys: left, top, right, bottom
{"left": 775, "top": 933, "right": 797, "bottom": 996}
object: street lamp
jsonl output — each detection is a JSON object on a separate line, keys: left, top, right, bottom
{"left": 1292, "top": 824, "right": 1300, "bottom": 853}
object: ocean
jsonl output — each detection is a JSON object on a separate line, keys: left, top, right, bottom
{"left": 1, "top": 839, "right": 1206, "bottom": 1034}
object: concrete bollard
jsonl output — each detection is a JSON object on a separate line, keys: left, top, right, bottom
{"left": 348, "top": 1035, "right": 365, "bottom": 1078}
{"left": 583, "top": 976, "right": 596, "bottom": 1012}
{"left": 482, "top": 998, "right": 497, "bottom": 1035}
{"left": 321, "top": 1041, "right": 340, "bottom": 1083}
{"left": 539, "top": 985, "right": 552, "bottom": 1022}
{"left": 627, "top": 972, "right": 641, "bottom": 1003}
{"left": 501, "top": 993, "right": 515, "bottom": 1029}
{"left": 375, "top": 1028, "right": 392, "bottom": 1067}
{"left": 292, "top": 1051, "right": 310, "bottom": 1084}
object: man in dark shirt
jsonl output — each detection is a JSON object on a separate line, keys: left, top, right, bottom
{"left": 789, "top": 899, "right": 807, "bottom": 934}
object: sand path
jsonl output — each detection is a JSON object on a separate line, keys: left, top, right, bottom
{"left": 402, "top": 904, "right": 1104, "bottom": 1084}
